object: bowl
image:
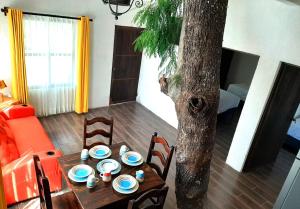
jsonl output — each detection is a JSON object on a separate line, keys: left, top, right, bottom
{"left": 70, "top": 164, "right": 92, "bottom": 179}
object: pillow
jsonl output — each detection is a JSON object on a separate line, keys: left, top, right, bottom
{"left": 0, "top": 115, "right": 19, "bottom": 167}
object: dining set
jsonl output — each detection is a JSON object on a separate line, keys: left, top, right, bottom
{"left": 33, "top": 116, "right": 175, "bottom": 209}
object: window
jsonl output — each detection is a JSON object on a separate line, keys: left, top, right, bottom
{"left": 23, "top": 16, "right": 77, "bottom": 116}
{"left": 24, "top": 16, "right": 77, "bottom": 88}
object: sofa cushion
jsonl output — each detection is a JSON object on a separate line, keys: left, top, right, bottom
{"left": 7, "top": 116, "right": 55, "bottom": 155}
{"left": 0, "top": 115, "right": 20, "bottom": 167}
{"left": 6, "top": 105, "right": 35, "bottom": 119}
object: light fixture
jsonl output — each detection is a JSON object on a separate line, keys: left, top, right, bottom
{"left": 102, "top": 0, "right": 143, "bottom": 20}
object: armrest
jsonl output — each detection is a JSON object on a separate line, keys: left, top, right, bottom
{"left": 4, "top": 105, "right": 35, "bottom": 119}
{"left": 2, "top": 150, "right": 62, "bottom": 205}
{"left": 2, "top": 149, "right": 62, "bottom": 178}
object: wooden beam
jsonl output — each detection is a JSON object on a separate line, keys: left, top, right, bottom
{"left": 0, "top": 166, "right": 7, "bottom": 209}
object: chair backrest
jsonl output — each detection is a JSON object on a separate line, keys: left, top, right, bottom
{"left": 146, "top": 132, "right": 175, "bottom": 181}
{"left": 33, "top": 155, "right": 52, "bottom": 209}
{"left": 127, "top": 186, "right": 169, "bottom": 209}
{"left": 83, "top": 116, "right": 114, "bottom": 149}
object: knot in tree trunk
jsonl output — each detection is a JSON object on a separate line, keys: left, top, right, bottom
{"left": 187, "top": 96, "right": 208, "bottom": 118}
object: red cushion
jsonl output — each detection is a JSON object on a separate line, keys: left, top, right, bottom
{"left": 7, "top": 116, "right": 54, "bottom": 154}
{"left": 0, "top": 115, "right": 20, "bottom": 167}
{"left": 7, "top": 105, "right": 35, "bottom": 119}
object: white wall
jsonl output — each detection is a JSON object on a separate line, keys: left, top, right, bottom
{"left": 0, "top": 0, "right": 138, "bottom": 108}
{"left": 225, "top": 52, "right": 259, "bottom": 88}
{"left": 137, "top": 0, "right": 300, "bottom": 172}
{"left": 136, "top": 55, "right": 178, "bottom": 128}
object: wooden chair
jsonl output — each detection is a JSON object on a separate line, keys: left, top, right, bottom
{"left": 146, "top": 132, "right": 175, "bottom": 181}
{"left": 33, "top": 155, "right": 82, "bottom": 209}
{"left": 127, "top": 186, "right": 169, "bottom": 209}
{"left": 83, "top": 116, "right": 114, "bottom": 149}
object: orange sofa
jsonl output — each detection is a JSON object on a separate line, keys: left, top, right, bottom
{"left": 0, "top": 105, "right": 62, "bottom": 205}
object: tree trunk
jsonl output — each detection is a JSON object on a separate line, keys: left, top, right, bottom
{"left": 175, "top": 1, "right": 228, "bottom": 209}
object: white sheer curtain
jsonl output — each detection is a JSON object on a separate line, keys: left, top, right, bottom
{"left": 24, "top": 16, "right": 77, "bottom": 116}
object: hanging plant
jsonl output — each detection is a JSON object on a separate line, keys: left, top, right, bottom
{"left": 133, "top": 0, "right": 183, "bottom": 76}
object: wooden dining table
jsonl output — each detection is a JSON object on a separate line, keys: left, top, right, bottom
{"left": 58, "top": 142, "right": 165, "bottom": 209}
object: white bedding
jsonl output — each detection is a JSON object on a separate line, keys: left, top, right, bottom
{"left": 287, "top": 104, "right": 300, "bottom": 141}
{"left": 227, "top": 83, "right": 249, "bottom": 101}
{"left": 294, "top": 104, "right": 300, "bottom": 119}
{"left": 218, "top": 89, "right": 240, "bottom": 114}
{"left": 288, "top": 118, "right": 300, "bottom": 141}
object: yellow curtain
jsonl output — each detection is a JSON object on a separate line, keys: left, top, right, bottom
{"left": 8, "top": 8, "right": 29, "bottom": 104}
{"left": 75, "top": 16, "right": 90, "bottom": 114}
{"left": 0, "top": 167, "right": 7, "bottom": 209}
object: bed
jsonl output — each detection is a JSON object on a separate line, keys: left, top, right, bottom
{"left": 227, "top": 83, "right": 249, "bottom": 101}
{"left": 218, "top": 89, "right": 241, "bottom": 114}
{"left": 287, "top": 104, "right": 300, "bottom": 141}
{"left": 288, "top": 118, "right": 300, "bottom": 141}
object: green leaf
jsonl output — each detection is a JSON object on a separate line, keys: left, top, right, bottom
{"left": 133, "top": 0, "right": 182, "bottom": 74}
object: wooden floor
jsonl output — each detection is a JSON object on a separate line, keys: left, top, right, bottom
{"left": 9, "top": 102, "right": 295, "bottom": 209}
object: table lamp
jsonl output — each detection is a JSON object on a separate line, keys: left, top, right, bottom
{"left": 0, "top": 80, "right": 7, "bottom": 102}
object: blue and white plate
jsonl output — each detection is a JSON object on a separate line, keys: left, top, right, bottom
{"left": 112, "top": 175, "right": 139, "bottom": 194}
{"left": 70, "top": 164, "right": 93, "bottom": 179}
{"left": 68, "top": 166, "right": 95, "bottom": 183}
{"left": 115, "top": 175, "right": 137, "bottom": 190}
{"left": 123, "top": 151, "right": 142, "bottom": 163}
{"left": 96, "top": 159, "right": 121, "bottom": 175}
{"left": 121, "top": 151, "right": 143, "bottom": 166}
{"left": 89, "top": 145, "right": 112, "bottom": 159}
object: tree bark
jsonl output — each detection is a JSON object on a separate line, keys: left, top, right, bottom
{"left": 175, "top": 1, "right": 228, "bottom": 209}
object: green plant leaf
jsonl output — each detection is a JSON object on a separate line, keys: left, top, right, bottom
{"left": 133, "top": 0, "right": 182, "bottom": 74}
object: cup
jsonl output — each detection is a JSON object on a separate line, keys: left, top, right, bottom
{"left": 100, "top": 171, "right": 112, "bottom": 183}
{"left": 136, "top": 170, "right": 144, "bottom": 183}
{"left": 119, "top": 145, "right": 129, "bottom": 156}
{"left": 86, "top": 174, "right": 99, "bottom": 188}
{"left": 81, "top": 149, "right": 89, "bottom": 160}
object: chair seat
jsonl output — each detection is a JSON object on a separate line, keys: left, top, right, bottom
{"left": 52, "top": 192, "right": 82, "bottom": 209}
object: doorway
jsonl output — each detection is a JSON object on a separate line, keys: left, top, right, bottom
{"left": 216, "top": 48, "right": 260, "bottom": 156}
{"left": 110, "top": 25, "right": 143, "bottom": 104}
{"left": 244, "top": 63, "right": 300, "bottom": 171}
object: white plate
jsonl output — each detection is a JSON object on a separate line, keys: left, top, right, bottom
{"left": 70, "top": 164, "right": 93, "bottom": 179}
{"left": 91, "top": 145, "right": 110, "bottom": 156}
{"left": 112, "top": 175, "right": 139, "bottom": 194}
{"left": 122, "top": 155, "right": 144, "bottom": 167}
{"left": 96, "top": 159, "right": 121, "bottom": 175}
{"left": 114, "top": 174, "right": 137, "bottom": 190}
{"left": 68, "top": 168, "right": 95, "bottom": 183}
{"left": 122, "top": 151, "right": 142, "bottom": 163}
{"left": 89, "top": 148, "right": 112, "bottom": 160}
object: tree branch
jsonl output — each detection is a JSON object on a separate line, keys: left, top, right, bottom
{"left": 158, "top": 12, "right": 186, "bottom": 103}
{"left": 159, "top": 75, "right": 181, "bottom": 103}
